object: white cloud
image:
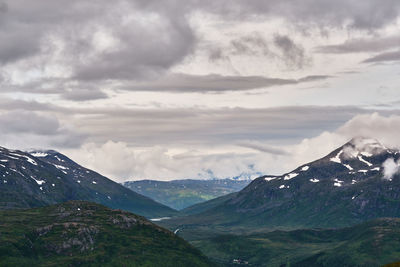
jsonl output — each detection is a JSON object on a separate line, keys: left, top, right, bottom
{"left": 61, "top": 113, "right": 400, "bottom": 182}
{"left": 382, "top": 158, "right": 400, "bottom": 180}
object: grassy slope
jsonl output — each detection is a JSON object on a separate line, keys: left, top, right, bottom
{"left": 190, "top": 218, "right": 400, "bottom": 267}
{"left": 0, "top": 201, "right": 214, "bottom": 267}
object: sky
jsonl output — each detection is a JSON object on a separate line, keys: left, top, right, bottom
{"left": 0, "top": 0, "right": 400, "bottom": 182}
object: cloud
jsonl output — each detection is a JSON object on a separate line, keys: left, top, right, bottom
{"left": 316, "top": 35, "right": 400, "bottom": 54}
{"left": 61, "top": 89, "right": 108, "bottom": 101}
{"left": 236, "top": 141, "right": 288, "bottom": 155}
{"left": 64, "top": 112, "right": 400, "bottom": 181}
{"left": 0, "top": 111, "right": 85, "bottom": 149}
{"left": 195, "top": 0, "right": 400, "bottom": 30}
{"left": 362, "top": 50, "right": 400, "bottom": 63}
{"left": 382, "top": 158, "right": 400, "bottom": 180}
{"left": 65, "top": 106, "right": 365, "bottom": 146}
{"left": 273, "top": 34, "right": 310, "bottom": 69}
{"left": 121, "top": 73, "right": 331, "bottom": 93}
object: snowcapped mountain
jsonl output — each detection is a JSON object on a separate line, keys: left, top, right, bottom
{"left": 0, "top": 147, "right": 177, "bottom": 218}
{"left": 166, "top": 137, "right": 400, "bottom": 230}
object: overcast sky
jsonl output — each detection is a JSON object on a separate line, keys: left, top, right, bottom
{"left": 1, "top": 0, "right": 400, "bottom": 182}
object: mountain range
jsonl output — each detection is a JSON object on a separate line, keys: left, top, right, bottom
{"left": 0, "top": 147, "right": 176, "bottom": 218}
{"left": 2, "top": 138, "right": 400, "bottom": 266}
{"left": 162, "top": 137, "right": 400, "bottom": 234}
{"left": 123, "top": 179, "right": 251, "bottom": 210}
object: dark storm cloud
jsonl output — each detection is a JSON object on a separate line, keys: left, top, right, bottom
{"left": 0, "top": 0, "right": 398, "bottom": 99}
{"left": 121, "top": 74, "right": 331, "bottom": 93}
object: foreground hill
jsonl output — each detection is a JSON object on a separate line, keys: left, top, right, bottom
{"left": 193, "top": 218, "right": 400, "bottom": 267}
{"left": 0, "top": 201, "right": 213, "bottom": 266}
{"left": 123, "top": 179, "right": 250, "bottom": 210}
{"left": 162, "top": 137, "right": 400, "bottom": 232}
{"left": 0, "top": 147, "right": 176, "bottom": 218}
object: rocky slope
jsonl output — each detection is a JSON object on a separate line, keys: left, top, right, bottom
{"left": 0, "top": 201, "right": 214, "bottom": 266}
{"left": 0, "top": 147, "right": 176, "bottom": 218}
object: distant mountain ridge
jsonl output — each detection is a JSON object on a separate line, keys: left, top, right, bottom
{"left": 163, "top": 137, "right": 400, "bottom": 232}
{"left": 0, "top": 147, "right": 176, "bottom": 218}
{"left": 123, "top": 178, "right": 251, "bottom": 210}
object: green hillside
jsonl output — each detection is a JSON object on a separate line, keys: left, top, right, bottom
{"left": 191, "top": 218, "right": 400, "bottom": 266}
{"left": 0, "top": 201, "right": 214, "bottom": 267}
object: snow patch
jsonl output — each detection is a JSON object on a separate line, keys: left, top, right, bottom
{"left": 54, "top": 155, "right": 64, "bottom": 162}
{"left": 360, "top": 151, "right": 373, "bottom": 157}
{"left": 264, "top": 177, "right": 276, "bottom": 182}
{"left": 30, "top": 176, "right": 45, "bottom": 185}
{"left": 358, "top": 155, "right": 372, "bottom": 167}
{"left": 150, "top": 217, "right": 171, "bottom": 222}
{"left": 301, "top": 166, "right": 309, "bottom": 171}
{"left": 343, "top": 164, "right": 353, "bottom": 170}
{"left": 330, "top": 150, "right": 343, "bottom": 164}
{"left": 284, "top": 173, "right": 298, "bottom": 180}
{"left": 30, "top": 152, "right": 48, "bottom": 157}
{"left": 333, "top": 178, "right": 344, "bottom": 187}
{"left": 309, "top": 178, "right": 319, "bottom": 183}
{"left": 53, "top": 164, "right": 68, "bottom": 170}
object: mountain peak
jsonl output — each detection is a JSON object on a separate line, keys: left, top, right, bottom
{"left": 342, "top": 137, "right": 388, "bottom": 159}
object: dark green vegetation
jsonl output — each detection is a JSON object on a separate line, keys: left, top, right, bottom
{"left": 0, "top": 148, "right": 176, "bottom": 218}
{"left": 123, "top": 179, "right": 250, "bottom": 210}
{"left": 0, "top": 201, "right": 214, "bottom": 267}
{"left": 192, "top": 218, "right": 400, "bottom": 267}
{"left": 162, "top": 138, "right": 400, "bottom": 234}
